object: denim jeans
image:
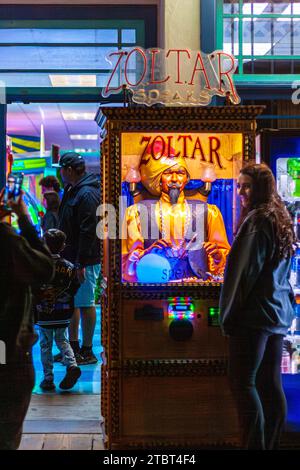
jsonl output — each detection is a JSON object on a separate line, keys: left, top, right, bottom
{"left": 228, "top": 328, "right": 286, "bottom": 450}
{"left": 39, "top": 326, "right": 77, "bottom": 381}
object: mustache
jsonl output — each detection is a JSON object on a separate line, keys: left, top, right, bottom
{"left": 167, "top": 182, "right": 181, "bottom": 188}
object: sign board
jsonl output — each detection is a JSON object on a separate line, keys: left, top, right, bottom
{"left": 102, "top": 47, "right": 240, "bottom": 107}
{"left": 121, "top": 132, "right": 243, "bottom": 180}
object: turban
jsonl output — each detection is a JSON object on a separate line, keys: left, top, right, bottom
{"left": 140, "top": 155, "right": 190, "bottom": 196}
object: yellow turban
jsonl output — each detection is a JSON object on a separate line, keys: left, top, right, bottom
{"left": 140, "top": 155, "right": 190, "bottom": 196}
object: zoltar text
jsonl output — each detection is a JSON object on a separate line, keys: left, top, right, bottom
{"left": 140, "top": 134, "right": 224, "bottom": 169}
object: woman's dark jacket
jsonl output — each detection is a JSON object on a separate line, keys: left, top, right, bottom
{"left": 220, "top": 209, "right": 295, "bottom": 336}
{"left": 0, "top": 216, "right": 54, "bottom": 362}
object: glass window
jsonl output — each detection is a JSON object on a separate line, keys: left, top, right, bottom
{"left": 120, "top": 131, "right": 243, "bottom": 284}
{"left": 220, "top": 0, "right": 300, "bottom": 78}
{"left": 223, "top": 0, "right": 239, "bottom": 14}
{"left": 273, "top": 19, "right": 292, "bottom": 55}
{"left": 0, "top": 72, "right": 124, "bottom": 89}
{"left": 121, "top": 29, "right": 136, "bottom": 43}
{"left": 253, "top": 19, "right": 272, "bottom": 56}
{"left": 0, "top": 28, "right": 119, "bottom": 44}
{"left": 0, "top": 21, "right": 143, "bottom": 88}
{"left": 0, "top": 46, "right": 119, "bottom": 70}
{"left": 223, "top": 18, "right": 239, "bottom": 55}
{"left": 254, "top": 2, "right": 291, "bottom": 14}
{"left": 294, "top": 19, "right": 300, "bottom": 54}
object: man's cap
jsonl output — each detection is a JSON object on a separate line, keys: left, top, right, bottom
{"left": 53, "top": 152, "right": 85, "bottom": 168}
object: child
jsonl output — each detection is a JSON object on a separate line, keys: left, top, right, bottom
{"left": 35, "top": 229, "right": 81, "bottom": 391}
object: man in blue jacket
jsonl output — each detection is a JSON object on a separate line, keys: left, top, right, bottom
{"left": 57, "top": 152, "right": 100, "bottom": 365}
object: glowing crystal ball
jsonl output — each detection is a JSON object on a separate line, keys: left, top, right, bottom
{"left": 136, "top": 253, "right": 171, "bottom": 283}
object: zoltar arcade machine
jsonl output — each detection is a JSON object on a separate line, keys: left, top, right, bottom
{"left": 97, "top": 46, "right": 264, "bottom": 449}
{"left": 98, "top": 105, "right": 265, "bottom": 449}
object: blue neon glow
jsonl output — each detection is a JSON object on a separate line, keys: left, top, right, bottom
{"left": 136, "top": 253, "right": 171, "bottom": 283}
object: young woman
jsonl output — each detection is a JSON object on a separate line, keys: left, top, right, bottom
{"left": 220, "top": 162, "right": 296, "bottom": 450}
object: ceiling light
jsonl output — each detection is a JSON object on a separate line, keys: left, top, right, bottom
{"left": 74, "top": 148, "right": 96, "bottom": 153}
{"left": 49, "top": 75, "right": 97, "bottom": 87}
{"left": 62, "top": 112, "right": 95, "bottom": 120}
{"left": 70, "top": 134, "right": 98, "bottom": 140}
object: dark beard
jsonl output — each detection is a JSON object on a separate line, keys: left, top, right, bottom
{"left": 169, "top": 187, "right": 181, "bottom": 205}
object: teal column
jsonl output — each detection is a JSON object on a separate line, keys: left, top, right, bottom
{"left": 200, "top": 0, "right": 216, "bottom": 53}
{"left": 200, "top": 0, "right": 218, "bottom": 104}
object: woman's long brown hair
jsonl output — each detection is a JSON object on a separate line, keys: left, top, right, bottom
{"left": 237, "top": 163, "right": 296, "bottom": 260}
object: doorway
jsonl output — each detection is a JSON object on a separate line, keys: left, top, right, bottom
{"left": 7, "top": 102, "right": 102, "bottom": 433}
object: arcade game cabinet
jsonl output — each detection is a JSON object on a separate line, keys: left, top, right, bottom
{"left": 10, "top": 153, "right": 52, "bottom": 234}
{"left": 98, "top": 105, "right": 264, "bottom": 449}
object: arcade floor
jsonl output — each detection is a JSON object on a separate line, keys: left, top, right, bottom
{"left": 23, "top": 307, "right": 102, "bottom": 435}
{"left": 22, "top": 305, "right": 300, "bottom": 440}
{"left": 32, "top": 306, "right": 102, "bottom": 395}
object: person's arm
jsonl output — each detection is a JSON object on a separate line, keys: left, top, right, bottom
{"left": 7, "top": 195, "right": 54, "bottom": 285}
{"left": 122, "top": 205, "right": 145, "bottom": 282}
{"left": 205, "top": 205, "right": 231, "bottom": 274}
{"left": 68, "top": 269, "right": 81, "bottom": 296}
{"left": 76, "top": 192, "right": 99, "bottom": 266}
{"left": 10, "top": 225, "right": 54, "bottom": 285}
{"left": 121, "top": 203, "right": 176, "bottom": 282}
{"left": 219, "top": 227, "right": 270, "bottom": 334}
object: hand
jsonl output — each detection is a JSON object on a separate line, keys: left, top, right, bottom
{"left": 76, "top": 267, "right": 86, "bottom": 284}
{"left": 144, "top": 239, "right": 173, "bottom": 255}
{"left": 202, "top": 242, "right": 222, "bottom": 264}
{"left": 7, "top": 191, "right": 28, "bottom": 218}
{"left": 0, "top": 189, "right": 10, "bottom": 219}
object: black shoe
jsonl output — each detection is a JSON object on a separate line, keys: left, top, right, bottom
{"left": 53, "top": 353, "right": 62, "bottom": 362}
{"left": 40, "top": 379, "right": 56, "bottom": 391}
{"left": 59, "top": 366, "right": 81, "bottom": 390}
{"left": 77, "top": 348, "right": 98, "bottom": 365}
{"left": 70, "top": 341, "right": 81, "bottom": 355}
{"left": 74, "top": 352, "right": 84, "bottom": 363}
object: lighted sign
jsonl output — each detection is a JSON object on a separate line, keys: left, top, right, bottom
{"left": 168, "top": 297, "right": 195, "bottom": 320}
{"left": 102, "top": 47, "right": 240, "bottom": 107}
{"left": 208, "top": 307, "right": 220, "bottom": 327}
{"left": 122, "top": 132, "right": 243, "bottom": 180}
{"left": 12, "top": 158, "right": 47, "bottom": 172}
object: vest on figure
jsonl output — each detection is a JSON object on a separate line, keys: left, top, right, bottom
{"left": 136, "top": 199, "right": 208, "bottom": 281}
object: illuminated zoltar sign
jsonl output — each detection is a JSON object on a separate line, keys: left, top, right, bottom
{"left": 122, "top": 132, "right": 243, "bottom": 181}
{"left": 102, "top": 47, "right": 240, "bottom": 106}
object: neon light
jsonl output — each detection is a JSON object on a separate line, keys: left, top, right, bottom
{"left": 209, "top": 307, "right": 220, "bottom": 316}
{"left": 12, "top": 158, "right": 47, "bottom": 171}
{"left": 168, "top": 297, "right": 195, "bottom": 320}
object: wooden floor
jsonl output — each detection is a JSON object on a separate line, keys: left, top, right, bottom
{"left": 24, "top": 393, "right": 102, "bottom": 433}
{"left": 19, "top": 434, "right": 104, "bottom": 450}
{"left": 20, "top": 393, "right": 104, "bottom": 450}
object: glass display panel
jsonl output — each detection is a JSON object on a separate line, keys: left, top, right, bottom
{"left": 120, "top": 132, "right": 243, "bottom": 284}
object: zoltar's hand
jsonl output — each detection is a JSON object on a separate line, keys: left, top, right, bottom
{"left": 144, "top": 239, "right": 173, "bottom": 255}
{"left": 128, "top": 239, "right": 173, "bottom": 264}
{"left": 202, "top": 242, "right": 222, "bottom": 265}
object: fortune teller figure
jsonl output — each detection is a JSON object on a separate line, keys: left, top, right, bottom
{"left": 122, "top": 154, "right": 230, "bottom": 282}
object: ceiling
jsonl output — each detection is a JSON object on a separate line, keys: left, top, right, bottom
{"left": 7, "top": 102, "right": 101, "bottom": 152}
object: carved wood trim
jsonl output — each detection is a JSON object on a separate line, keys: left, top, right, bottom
{"left": 122, "top": 358, "right": 228, "bottom": 376}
